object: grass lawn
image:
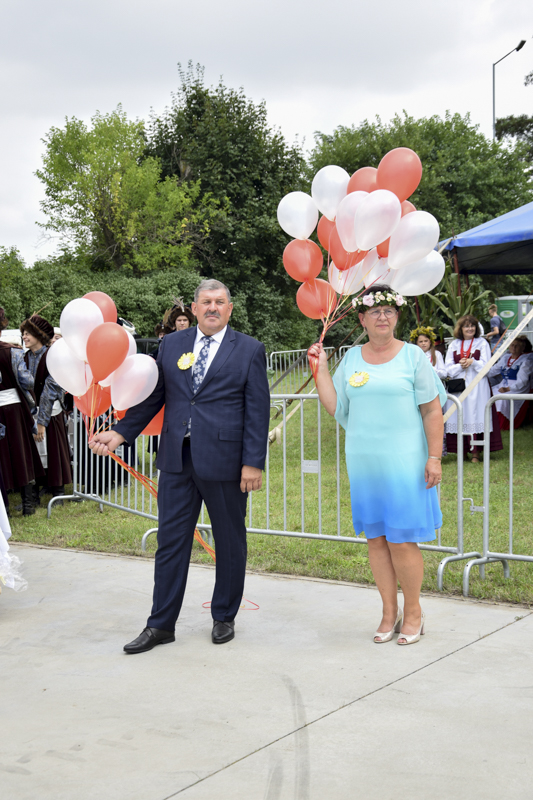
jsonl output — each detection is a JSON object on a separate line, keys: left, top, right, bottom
{"left": 8, "top": 405, "right": 533, "bottom": 606}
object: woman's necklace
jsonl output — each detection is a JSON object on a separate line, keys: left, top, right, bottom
{"left": 460, "top": 338, "right": 475, "bottom": 359}
{"left": 507, "top": 355, "right": 518, "bottom": 366}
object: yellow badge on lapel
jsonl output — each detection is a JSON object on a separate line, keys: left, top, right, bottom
{"left": 178, "top": 353, "right": 195, "bottom": 370}
{"left": 349, "top": 371, "right": 369, "bottom": 388}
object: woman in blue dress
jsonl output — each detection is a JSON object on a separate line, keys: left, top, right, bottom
{"left": 309, "top": 287, "right": 446, "bottom": 645}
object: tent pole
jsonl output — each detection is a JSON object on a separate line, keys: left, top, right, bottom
{"left": 453, "top": 248, "right": 461, "bottom": 297}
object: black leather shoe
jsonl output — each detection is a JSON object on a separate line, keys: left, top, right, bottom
{"left": 123, "top": 627, "right": 175, "bottom": 654}
{"left": 212, "top": 620, "right": 235, "bottom": 644}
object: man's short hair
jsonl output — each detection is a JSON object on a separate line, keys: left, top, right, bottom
{"left": 194, "top": 279, "right": 232, "bottom": 304}
{"left": 488, "top": 304, "right": 498, "bottom": 313}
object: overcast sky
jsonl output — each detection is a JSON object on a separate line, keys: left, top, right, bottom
{"left": 1, "top": 0, "right": 531, "bottom": 265}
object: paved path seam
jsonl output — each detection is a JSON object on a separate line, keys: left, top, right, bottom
{"left": 161, "top": 611, "right": 532, "bottom": 799}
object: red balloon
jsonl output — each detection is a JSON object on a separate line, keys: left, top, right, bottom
{"left": 296, "top": 279, "right": 337, "bottom": 320}
{"left": 376, "top": 238, "right": 390, "bottom": 258}
{"left": 317, "top": 216, "right": 335, "bottom": 250}
{"left": 83, "top": 291, "right": 118, "bottom": 324}
{"left": 347, "top": 167, "right": 378, "bottom": 194}
{"left": 75, "top": 385, "right": 112, "bottom": 418}
{"left": 377, "top": 148, "right": 422, "bottom": 202}
{"left": 401, "top": 200, "right": 416, "bottom": 216}
{"left": 283, "top": 240, "right": 323, "bottom": 282}
{"left": 328, "top": 225, "right": 367, "bottom": 271}
{"left": 115, "top": 406, "right": 164, "bottom": 435}
{"left": 86, "top": 323, "right": 130, "bottom": 382}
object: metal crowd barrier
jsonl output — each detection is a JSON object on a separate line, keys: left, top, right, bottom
{"left": 48, "top": 408, "right": 159, "bottom": 523}
{"left": 462, "top": 392, "right": 533, "bottom": 596}
{"left": 51, "top": 394, "right": 472, "bottom": 595}
{"left": 268, "top": 346, "right": 353, "bottom": 393}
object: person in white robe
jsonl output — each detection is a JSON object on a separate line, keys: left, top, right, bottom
{"left": 445, "top": 314, "right": 503, "bottom": 461}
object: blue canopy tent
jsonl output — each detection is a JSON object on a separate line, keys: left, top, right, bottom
{"left": 441, "top": 201, "right": 533, "bottom": 275}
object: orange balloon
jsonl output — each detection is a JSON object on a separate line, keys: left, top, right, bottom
{"left": 283, "top": 239, "right": 323, "bottom": 282}
{"left": 317, "top": 216, "right": 335, "bottom": 250}
{"left": 347, "top": 166, "right": 378, "bottom": 194}
{"left": 115, "top": 405, "right": 164, "bottom": 435}
{"left": 376, "top": 238, "right": 390, "bottom": 258}
{"left": 86, "top": 323, "right": 130, "bottom": 382}
{"left": 401, "top": 200, "right": 416, "bottom": 216}
{"left": 75, "top": 385, "right": 112, "bottom": 418}
{"left": 377, "top": 148, "right": 422, "bottom": 202}
{"left": 296, "top": 279, "right": 337, "bottom": 320}
{"left": 83, "top": 291, "right": 118, "bottom": 323}
{"left": 329, "top": 226, "right": 367, "bottom": 271}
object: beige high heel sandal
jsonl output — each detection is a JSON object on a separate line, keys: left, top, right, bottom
{"left": 374, "top": 609, "right": 403, "bottom": 643}
{"left": 397, "top": 611, "right": 425, "bottom": 645}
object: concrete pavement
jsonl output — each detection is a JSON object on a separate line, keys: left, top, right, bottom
{"left": 1, "top": 544, "right": 532, "bottom": 799}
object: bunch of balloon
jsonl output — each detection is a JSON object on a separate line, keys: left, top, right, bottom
{"left": 277, "top": 148, "right": 446, "bottom": 316}
{"left": 47, "top": 291, "right": 160, "bottom": 440}
{"left": 277, "top": 148, "right": 447, "bottom": 377}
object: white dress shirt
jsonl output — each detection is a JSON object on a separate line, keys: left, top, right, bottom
{"left": 192, "top": 325, "right": 227, "bottom": 376}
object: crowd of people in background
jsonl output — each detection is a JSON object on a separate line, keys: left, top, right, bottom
{"left": 412, "top": 315, "right": 533, "bottom": 463}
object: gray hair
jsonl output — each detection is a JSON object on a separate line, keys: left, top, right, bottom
{"left": 194, "top": 279, "right": 232, "bottom": 304}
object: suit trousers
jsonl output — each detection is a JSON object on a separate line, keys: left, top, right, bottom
{"left": 147, "top": 442, "right": 248, "bottom": 631}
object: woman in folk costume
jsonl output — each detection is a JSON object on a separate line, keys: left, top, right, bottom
{"left": 488, "top": 336, "right": 533, "bottom": 430}
{"left": 0, "top": 308, "right": 44, "bottom": 515}
{"left": 410, "top": 326, "right": 447, "bottom": 380}
{"left": 445, "top": 314, "right": 502, "bottom": 463}
{"left": 20, "top": 315, "right": 72, "bottom": 501}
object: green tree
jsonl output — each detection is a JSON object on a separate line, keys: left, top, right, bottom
{"left": 35, "top": 107, "right": 218, "bottom": 275}
{"left": 0, "top": 247, "right": 26, "bottom": 324}
{"left": 309, "top": 112, "right": 533, "bottom": 239}
{"left": 145, "top": 64, "right": 317, "bottom": 349}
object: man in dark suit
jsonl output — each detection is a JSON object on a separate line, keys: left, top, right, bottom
{"left": 90, "top": 280, "right": 271, "bottom": 653}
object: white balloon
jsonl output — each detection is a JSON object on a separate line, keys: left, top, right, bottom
{"left": 111, "top": 354, "right": 159, "bottom": 411}
{"left": 311, "top": 165, "right": 350, "bottom": 221}
{"left": 335, "top": 191, "right": 368, "bottom": 252}
{"left": 389, "top": 250, "right": 445, "bottom": 296}
{"left": 363, "top": 258, "right": 393, "bottom": 289}
{"left": 328, "top": 262, "right": 364, "bottom": 295}
{"left": 47, "top": 337, "right": 94, "bottom": 396}
{"left": 360, "top": 249, "right": 379, "bottom": 279}
{"left": 354, "top": 190, "right": 402, "bottom": 251}
{"left": 99, "top": 331, "right": 137, "bottom": 387}
{"left": 277, "top": 192, "right": 318, "bottom": 240}
{"left": 60, "top": 298, "right": 104, "bottom": 362}
{"left": 388, "top": 210, "right": 440, "bottom": 270}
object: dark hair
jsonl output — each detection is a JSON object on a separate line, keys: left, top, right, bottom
{"left": 513, "top": 335, "right": 530, "bottom": 355}
{"left": 361, "top": 284, "right": 392, "bottom": 299}
{"left": 454, "top": 315, "right": 479, "bottom": 340}
{"left": 164, "top": 305, "right": 194, "bottom": 335}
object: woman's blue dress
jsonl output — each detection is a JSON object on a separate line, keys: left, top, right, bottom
{"left": 333, "top": 343, "right": 446, "bottom": 544}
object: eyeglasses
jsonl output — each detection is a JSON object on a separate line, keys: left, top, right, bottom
{"left": 365, "top": 308, "right": 398, "bottom": 319}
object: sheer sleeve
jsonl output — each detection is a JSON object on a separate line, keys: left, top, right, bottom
{"left": 414, "top": 347, "right": 447, "bottom": 407}
{"left": 333, "top": 352, "right": 351, "bottom": 430}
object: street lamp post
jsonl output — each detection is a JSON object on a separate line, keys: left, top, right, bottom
{"left": 493, "top": 40, "right": 526, "bottom": 139}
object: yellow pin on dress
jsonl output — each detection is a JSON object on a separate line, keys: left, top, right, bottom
{"left": 349, "top": 371, "right": 369, "bottom": 388}
{"left": 178, "top": 352, "right": 195, "bottom": 370}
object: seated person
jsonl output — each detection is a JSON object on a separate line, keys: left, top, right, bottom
{"left": 488, "top": 336, "right": 532, "bottom": 430}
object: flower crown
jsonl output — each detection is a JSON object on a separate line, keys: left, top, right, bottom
{"left": 409, "top": 325, "right": 436, "bottom": 345}
{"left": 352, "top": 290, "right": 405, "bottom": 310}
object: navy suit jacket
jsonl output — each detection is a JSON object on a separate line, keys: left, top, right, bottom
{"left": 114, "top": 326, "right": 271, "bottom": 482}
